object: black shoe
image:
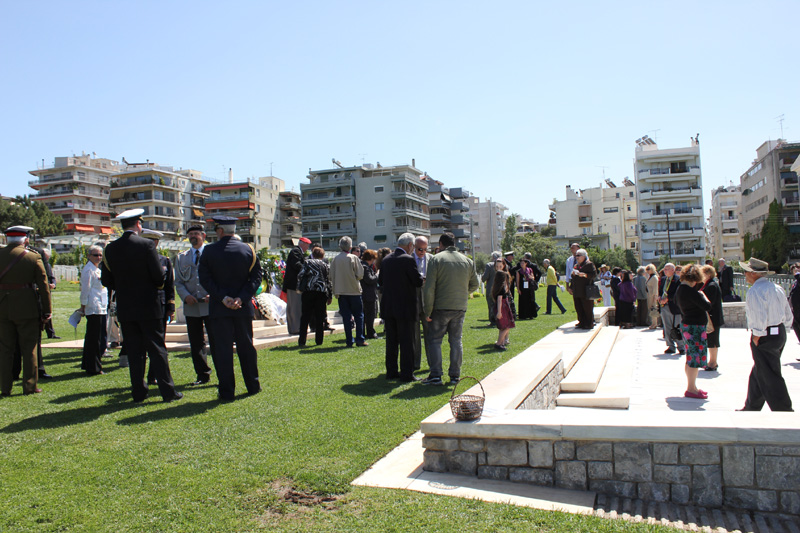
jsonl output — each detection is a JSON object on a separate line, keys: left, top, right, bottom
{"left": 0, "top": 392, "right": 10, "bottom": 397}
{"left": 38, "top": 372, "right": 53, "bottom": 379}
{"left": 190, "top": 379, "right": 209, "bottom": 386}
{"left": 109, "top": 342, "right": 120, "bottom": 349}
{"left": 356, "top": 342, "right": 369, "bottom": 347}
{"left": 386, "top": 373, "right": 401, "bottom": 380}
{"left": 164, "top": 392, "right": 184, "bottom": 403}
{"left": 49, "top": 335, "right": 61, "bottom": 340}
{"left": 664, "top": 347, "right": 676, "bottom": 354}
{"left": 561, "top": 309, "right": 567, "bottom": 314}
{"left": 400, "top": 375, "right": 421, "bottom": 382}
{"left": 448, "top": 377, "right": 460, "bottom": 386}
{"left": 247, "top": 388, "right": 262, "bottom": 396}
{"left": 147, "top": 379, "right": 158, "bottom": 385}
{"left": 325, "top": 326, "right": 336, "bottom": 332}
{"left": 218, "top": 394, "right": 235, "bottom": 402}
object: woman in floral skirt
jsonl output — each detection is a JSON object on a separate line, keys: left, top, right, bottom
{"left": 675, "top": 264, "right": 712, "bottom": 399}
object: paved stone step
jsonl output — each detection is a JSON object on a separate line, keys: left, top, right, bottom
{"left": 592, "top": 494, "right": 800, "bottom": 532}
{"left": 560, "top": 326, "right": 619, "bottom": 392}
{"left": 533, "top": 323, "right": 602, "bottom": 375}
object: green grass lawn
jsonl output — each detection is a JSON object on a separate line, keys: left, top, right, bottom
{"left": 2, "top": 286, "right": 672, "bottom": 532}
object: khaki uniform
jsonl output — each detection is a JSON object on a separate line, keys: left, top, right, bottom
{"left": 0, "top": 244, "right": 51, "bottom": 394}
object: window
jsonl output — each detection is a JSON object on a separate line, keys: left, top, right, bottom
{"left": 615, "top": 193, "right": 620, "bottom": 199}
{"left": 375, "top": 186, "right": 384, "bottom": 193}
{"left": 256, "top": 189, "right": 260, "bottom": 197}
{"left": 375, "top": 202, "right": 384, "bottom": 211}
{"left": 629, "top": 191, "right": 634, "bottom": 198}
{"left": 630, "top": 241, "right": 637, "bottom": 249}
{"left": 374, "top": 235, "right": 387, "bottom": 243}
{"left": 603, "top": 207, "right": 619, "bottom": 213}
{"left": 257, "top": 220, "right": 261, "bottom": 229}
{"left": 376, "top": 219, "right": 385, "bottom": 227}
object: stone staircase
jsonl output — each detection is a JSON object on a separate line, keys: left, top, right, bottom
{"left": 593, "top": 492, "right": 800, "bottom": 532}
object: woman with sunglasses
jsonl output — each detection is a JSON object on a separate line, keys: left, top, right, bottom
{"left": 80, "top": 245, "right": 109, "bottom": 375}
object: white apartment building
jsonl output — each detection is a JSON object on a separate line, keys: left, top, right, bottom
{"left": 423, "top": 178, "right": 474, "bottom": 250}
{"left": 707, "top": 185, "right": 744, "bottom": 262}
{"left": 29, "top": 153, "right": 119, "bottom": 236}
{"left": 472, "top": 198, "right": 507, "bottom": 254}
{"left": 109, "top": 163, "right": 211, "bottom": 239}
{"left": 549, "top": 179, "right": 639, "bottom": 258}
{"left": 301, "top": 162, "right": 429, "bottom": 250}
{"left": 634, "top": 136, "right": 705, "bottom": 264}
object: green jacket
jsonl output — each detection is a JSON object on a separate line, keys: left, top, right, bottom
{"left": 423, "top": 247, "right": 479, "bottom": 316}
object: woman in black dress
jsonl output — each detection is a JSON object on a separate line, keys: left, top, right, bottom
{"left": 701, "top": 264, "right": 723, "bottom": 371}
{"left": 516, "top": 258, "right": 537, "bottom": 319}
{"left": 569, "top": 249, "right": 597, "bottom": 329}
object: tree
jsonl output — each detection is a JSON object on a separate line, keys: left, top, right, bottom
{"left": 745, "top": 200, "right": 791, "bottom": 272}
{"left": 539, "top": 225, "right": 556, "bottom": 237}
{"left": 0, "top": 196, "right": 64, "bottom": 237}
{"left": 501, "top": 213, "right": 518, "bottom": 253}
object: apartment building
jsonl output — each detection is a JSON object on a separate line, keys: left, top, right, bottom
{"left": 204, "top": 176, "right": 286, "bottom": 248}
{"left": 707, "top": 185, "right": 744, "bottom": 262}
{"left": 109, "top": 163, "right": 210, "bottom": 240}
{"left": 549, "top": 179, "right": 639, "bottom": 258}
{"left": 301, "top": 162, "right": 429, "bottom": 250}
{"left": 634, "top": 136, "right": 705, "bottom": 264}
{"left": 471, "top": 199, "right": 507, "bottom": 254}
{"left": 28, "top": 153, "right": 119, "bottom": 235}
{"left": 424, "top": 178, "right": 472, "bottom": 250}
{"left": 278, "top": 190, "right": 302, "bottom": 248}
{"left": 739, "top": 140, "right": 800, "bottom": 238}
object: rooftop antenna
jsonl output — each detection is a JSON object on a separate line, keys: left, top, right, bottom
{"left": 648, "top": 129, "right": 661, "bottom": 143}
{"left": 270, "top": 162, "right": 274, "bottom": 176}
{"left": 596, "top": 166, "right": 609, "bottom": 180}
{"left": 776, "top": 114, "right": 785, "bottom": 139}
{"left": 358, "top": 153, "right": 367, "bottom": 165}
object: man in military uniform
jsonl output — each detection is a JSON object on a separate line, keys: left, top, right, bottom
{"left": 141, "top": 229, "right": 175, "bottom": 385}
{"left": 12, "top": 240, "right": 54, "bottom": 380}
{"left": 174, "top": 224, "right": 213, "bottom": 386}
{"left": 199, "top": 216, "right": 262, "bottom": 401}
{"left": 0, "top": 226, "right": 51, "bottom": 396}
{"left": 101, "top": 209, "right": 182, "bottom": 403}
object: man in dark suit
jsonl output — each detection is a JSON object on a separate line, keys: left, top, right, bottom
{"left": 718, "top": 258, "right": 734, "bottom": 300}
{"left": 141, "top": 229, "right": 175, "bottom": 385}
{"left": 101, "top": 209, "right": 182, "bottom": 403}
{"left": 378, "top": 232, "right": 424, "bottom": 382}
{"left": 0, "top": 226, "right": 51, "bottom": 396}
{"left": 282, "top": 237, "right": 311, "bottom": 335}
{"left": 199, "top": 216, "right": 263, "bottom": 401}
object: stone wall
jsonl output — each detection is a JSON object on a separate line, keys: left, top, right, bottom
{"left": 721, "top": 302, "right": 746, "bottom": 329}
{"left": 516, "top": 360, "right": 563, "bottom": 410}
{"left": 422, "top": 437, "right": 800, "bottom": 516}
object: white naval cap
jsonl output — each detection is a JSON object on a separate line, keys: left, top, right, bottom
{"left": 115, "top": 208, "right": 145, "bottom": 221}
{"left": 141, "top": 228, "right": 164, "bottom": 240}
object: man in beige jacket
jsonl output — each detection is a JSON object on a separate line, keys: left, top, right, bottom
{"left": 330, "top": 236, "right": 366, "bottom": 347}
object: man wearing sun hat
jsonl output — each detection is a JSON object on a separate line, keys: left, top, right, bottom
{"left": 0, "top": 225, "right": 51, "bottom": 396}
{"left": 739, "top": 257, "right": 794, "bottom": 412}
{"left": 101, "top": 209, "right": 183, "bottom": 403}
{"left": 283, "top": 236, "right": 312, "bottom": 336}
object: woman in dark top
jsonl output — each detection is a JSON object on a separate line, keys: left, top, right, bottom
{"left": 516, "top": 258, "right": 537, "bottom": 320}
{"left": 296, "top": 246, "right": 333, "bottom": 346}
{"left": 610, "top": 267, "right": 622, "bottom": 325}
{"left": 569, "top": 248, "right": 597, "bottom": 329}
{"left": 700, "top": 264, "right": 723, "bottom": 372}
{"left": 789, "top": 262, "right": 800, "bottom": 343}
{"left": 360, "top": 249, "right": 379, "bottom": 339}
{"left": 617, "top": 270, "right": 637, "bottom": 328}
{"left": 492, "top": 259, "right": 515, "bottom": 350}
{"left": 675, "top": 264, "right": 712, "bottom": 399}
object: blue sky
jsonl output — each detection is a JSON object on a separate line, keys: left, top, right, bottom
{"left": 2, "top": 1, "right": 798, "bottom": 223}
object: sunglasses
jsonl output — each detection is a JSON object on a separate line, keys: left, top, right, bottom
{"left": 416, "top": 247, "right": 427, "bottom": 252}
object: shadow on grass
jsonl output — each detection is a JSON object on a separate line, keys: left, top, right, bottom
{"left": 40, "top": 350, "right": 83, "bottom": 364}
{"left": 340, "top": 375, "right": 403, "bottom": 397}
{"left": 116, "top": 398, "right": 221, "bottom": 425}
{"left": 390, "top": 384, "right": 453, "bottom": 400}
{"left": 50, "top": 386, "right": 130, "bottom": 404}
{"left": 1, "top": 400, "right": 132, "bottom": 433}
{"left": 475, "top": 343, "right": 506, "bottom": 354}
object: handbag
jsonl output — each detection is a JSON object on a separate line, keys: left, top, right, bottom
{"left": 706, "top": 312, "right": 715, "bottom": 334}
{"left": 585, "top": 282, "right": 601, "bottom": 300}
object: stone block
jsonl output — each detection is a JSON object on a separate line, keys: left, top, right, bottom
{"left": 679, "top": 444, "right": 720, "bottom": 465}
{"left": 614, "top": 442, "right": 652, "bottom": 482}
{"left": 638, "top": 483, "right": 671, "bottom": 502}
{"left": 755, "top": 445, "right": 783, "bottom": 456}
{"left": 460, "top": 439, "right": 486, "bottom": 453}
{"left": 554, "top": 441, "right": 575, "bottom": 461}
{"left": 446, "top": 450, "right": 477, "bottom": 475}
{"left": 487, "top": 440, "right": 528, "bottom": 466}
{"left": 782, "top": 446, "right": 800, "bottom": 456}
{"left": 653, "top": 443, "right": 679, "bottom": 465}
{"left": 555, "top": 461, "right": 587, "bottom": 491}
{"left": 527, "top": 441, "right": 554, "bottom": 468}
{"left": 477, "top": 466, "right": 508, "bottom": 480}
{"left": 692, "top": 465, "right": 723, "bottom": 507}
{"left": 653, "top": 465, "right": 691, "bottom": 484}
{"left": 576, "top": 442, "right": 613, "bottom": 461}
{"left": 423, "top": 437, "right": 459, "bottom": 451}
{"left": 724, "top": 488, "right": 778, "bottom": 512}
{"left": 780, "top": 492, "right": 800, "bottom": 514}
{"left": 756, "top": 456, "right": 800, "bottom": 490}
{"left": 722, "top": 446, "right": 754, "bottom": 486}
{"left": 423, "top": 450, "right": 446, "bottom": 472}
{"left": 477, "top": 452, "right": 487, "bottom": 466}
{"left": 509, "top": 467, "right": 554, "bottom": 486}
{"left": 671, "top": 484, "right": 690, "bottom": 505}
{"left": 588, "top": 461, "right": 613, "bottom": 480}
{"left": 589, "top": 480, "right": 637, "bottom": 499}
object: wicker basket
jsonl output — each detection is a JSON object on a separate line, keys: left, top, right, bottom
{"left": 449, "top": 376, "right": 485, "bottom": 421}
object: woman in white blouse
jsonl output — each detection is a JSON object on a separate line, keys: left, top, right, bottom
{"left": 80, "top": 245, "right": 108, "bottom": 375}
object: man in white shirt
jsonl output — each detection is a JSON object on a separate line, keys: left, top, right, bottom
{"left": 412, "top": 236, "right": 433, "bottom": 370}
{"left": 739, "top": 257, "right": 794, "bottom": 412}
{"left": 565, "top": 243, "right": 579, "bottom": 294}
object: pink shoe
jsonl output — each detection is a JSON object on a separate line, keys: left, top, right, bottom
{"left": 684, "top": 390, "right": 708, "bottom": 399}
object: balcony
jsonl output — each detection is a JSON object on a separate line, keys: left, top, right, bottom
{"left": 390, "top": 189, "right": 427, "bottom": 203}
{"left": 637, "top": 165, "right": 701, "bottom": 181}
{"left": 113, "top": 178, "right": 180, "bottom": 191}
{"left": 302, "top": 177, "right": 354, "bottom": 190}
{"left": 206, "top": 194, "right": 250, "bottom": 203}
{"left": 390, "top": 173, "right": 427, "bottom": 189}
{"left": 392, "top": 224, "right": 430, "bottom": 234}
{"left": 391, "top": 207, "right": 429, "bottom": 219}
{"left": 723, "top": 243, "right": 741, "bottom": 251}
{"left": 450, "top": 214, "right": 467, "bottom": 225}
{"left": 317, "top": 227, "right": 356, "bottom": 238}
{"left": 451, "top": 228, "right": 469, "bottom": 238}
{"left": 29, "top": 173, "right": 111, "bottom": 189}
{"left": 280, "top": 201, "right": 301, "bottom": 210}
{"left": 785, "top": 215, "right": 800, "bottom": 225}
{"left": 203, "top": 209, "right": 254, "bottom": 219}
{"left": 782, "top": 195, "right": 800, "bottom": 208}
{"left": 429, "top": 213, "right": 450, "bottom": 222}
{"left": 639, "top": 187, "right": 702, "bottom": 201}
{"left": 642, "top": 227, "right": 704, "bottom": 240}
{"left": 302, "top": 210, "right": 355, "bottom": 222}
{"left": 450, "top": 201, "right": 469, "bottom": 212}
{"left": 781, "top": 176, "right": 799, "bottom": 190}
{"left": 302, "top": 194, "right": 354, "bottom": 206}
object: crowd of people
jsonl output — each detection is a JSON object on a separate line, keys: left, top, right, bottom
{"left": 1, "top": 223, "right": 797, "bottom": 414}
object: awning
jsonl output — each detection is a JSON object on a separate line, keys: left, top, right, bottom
{"left": 100, "top": 227, "right": 114, "bottom": 234}
{"left": 74, "top": 224, "right": 95, "bottom": 232}
{"left": 192, "top": 209, "right": 204, "bottom": 218}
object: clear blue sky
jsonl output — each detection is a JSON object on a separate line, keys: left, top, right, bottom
{"left": 2, "top": 1, "right": 798, "bottom": 223}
